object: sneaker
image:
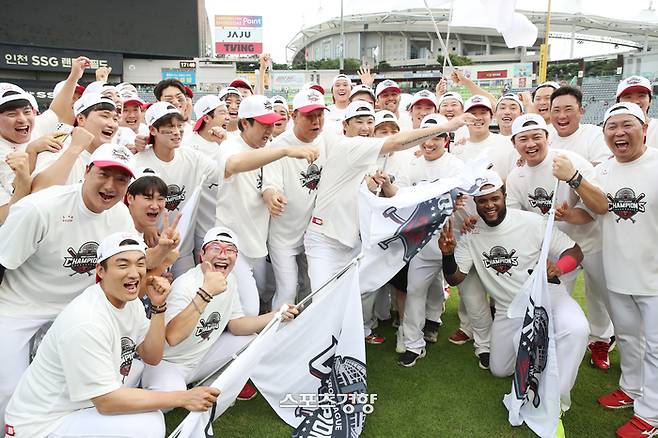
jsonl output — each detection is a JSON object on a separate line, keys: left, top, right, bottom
{"left": 478, "top": 352, "right": 490, "bottom": 370}
{"left": 598, "top": 388, "right": 634, "bottom": 409}
{"left": 397, "top": 349, "right": 426, "bottom": 367}
{"left": 448, "top": 329, "right": 473, "bottom": 345}
{"left": 556, "top": 411, "right": 566, "bottom": 438}
{"left": 392, "top": 314, "right": 400, "bottom": 328}
{"left": 609, "top": 335, "right": 617, "bottom": 352}
{"left": 237, "top": 382, "right": 258, "bottom": 400}
{"left": 396, "top": 328, "right": 406, "bottom": 354}
{"left": 365, "top": 334, "right": 386, "bottom": 345}
{"left": 616, "top": 415, "right": 658, "bottom": 438}
{"left": 423, "top": 320, "right": 440, "bottom": 343}
{"left": 589, "top": 341, "right": 611, "bottom": 370}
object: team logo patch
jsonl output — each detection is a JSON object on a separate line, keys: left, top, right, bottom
{"left": 165, "top": 184, "right": 186, "bottom": 211}
{"left": 292, "top": 337, "right": 367, "bottom": 438}
{"left": 300, "top": 163, "right": 322, "bottom": 192}
{"left": 607, "top": 188, "right": 646, "bottom": 223}
{"left": 120, "top": 336, "right": 136, "bottom": 383}
{"left": 195, "top": 311, "right": 222, "bottom": 341}
{"left": 63, "top": 241, "right": 99, "bottom": 276}
{"left": 112, "top": 147, "right": 131, "bottom": 163}
{"left": 306, "top": 92, "right": 320, "bottom": 102}
{"left": 528, "top": 188, "right": 554, "bottom": 215}
{"left": 482, "top": 246, "right": 518, "bottom": 276}
{"left": 625, "top": 77, "right": 641, "bottom": 85}
{"left": 264, "top": 100, "right": 273, "bottom": 111}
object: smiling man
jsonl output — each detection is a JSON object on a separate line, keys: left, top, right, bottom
{"left": 0, "top": 143, "right": 137, "bottom": 427}
{"left": 616, "top": 75, "right": 657, "bottom": 149}
{"left": 494, "top": 94, "right": 524, "bottom": 137}
{"left": 219, "top": 86, "right": 243, "bottom": 138}
{"left": 532, "top": 81, "right": 560, "bottom": 124}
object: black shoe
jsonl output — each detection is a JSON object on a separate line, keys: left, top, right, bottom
{"left": 423, "top": 319, "right": 440, "bottom": 343}
{"left": 609, "top": 335, "right": 616, "bottom": 352}
{"left": 398, "top": 349, "right": 426, "bottom": 367}
{"left": 478, "top": 352, "right": 490, "bottom": 370}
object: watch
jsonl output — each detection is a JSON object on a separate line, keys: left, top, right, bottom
{"left": 567, "top": 172, "right": 583, "bottom": 189}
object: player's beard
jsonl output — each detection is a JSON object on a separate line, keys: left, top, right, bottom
{"left": 480, "top": 204, "right": 507, "bottom": 227}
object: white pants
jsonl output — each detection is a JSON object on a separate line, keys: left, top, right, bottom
{"left": 608, "top": 292, "right": 658, "bottom": 425}
{"left": 269, "top": 244, "right": 305, "bottom": 310}
{"left": 48, "top": 408, "right": 164, "bottom": 438}
{"left": 403, "top": 250, "right": 446, "bottom": 354}
{"left": 0, "top": 316, "right": 51, "bottom": 430}
{"left": 232, "top": 253, "right": 266, "bottom": 316}
{"left": 458, "top": 271, "right": 493, "bottom": 355}
{"left": 304, "top": 229, "right": 360, "bottom": 292}
{"left": 561, "top": 251, "right": 614, "bottom": 342}
{"left": 489, "top": 285, "right": 589, "bottom": 411}
{"left": 142, "top": 331, "right": 254, "bottom": 393}
{"left": 374, "top": 285, "right": 392, "bottom": 321}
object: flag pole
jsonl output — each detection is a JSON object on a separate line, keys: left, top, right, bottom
{"left": 423, "top": 0, "right": 454, "bottom": 70}
{"left": 374, "top": 154, "right": 390, "bottom": 197}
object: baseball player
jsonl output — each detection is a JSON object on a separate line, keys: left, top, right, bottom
{"left": 437, "top": 91, "right": 469, "bottom": 144}
{"left": 375, "top": 80, "right": 411, "bottom": 130}
{"left": 532, "top": 81, "right": 560, "bottom": 124}
{"left": 270, "top": 95, "right": 290, "bottom": 138}
{"left": 440, "top": 170, "right": 589, "bottom": 411}
{"left": 616, "top": 75, "right": 658, "bottom": 149}
{"left": 506, "top": 113, "right": 615, "bottom": 370}
{"left": 229, "top": 77, "right": 255, "bottom": 98}
{"left": 4, "top": 232, "right": 219, "bottom": 438}
{"left": 325, "top": 74, "right": 353, "bottom": 135}
{"left": 219, "top": 86, "right": 242, "bottom": 138}
{"left": 0, "top": 143, "right": 137, "bottom": 427}
{"left": 349, "top": 84, "right": 376, "bottom": 107}
{"left": 494, "top": 94, "right": 524, "bottom": 137}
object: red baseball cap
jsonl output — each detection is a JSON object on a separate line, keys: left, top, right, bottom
{"left": 238, "top": 95, "right": 285, "bottom": 124}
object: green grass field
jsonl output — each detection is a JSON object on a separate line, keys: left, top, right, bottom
{"left": 165, "top": 275, "right": 629, "bottom": 437}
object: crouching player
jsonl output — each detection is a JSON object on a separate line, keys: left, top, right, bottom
{"left": 141, "top": 227, "right": 298, "bottom": 401}
{"left": 4, "top": 233, "right": 219, "bottom": 438}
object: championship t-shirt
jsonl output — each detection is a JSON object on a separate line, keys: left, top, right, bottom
{"left": 4, "top": 284, "right": 149, "bottom": 438}
{"left": 32, "top": 137, "right": 91, "bottom": 185}
{"left": 548, "top": 123, "right": 610, "bottom": 164}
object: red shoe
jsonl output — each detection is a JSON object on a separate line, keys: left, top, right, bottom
{"left": 616, "top": 416, "right": 658, "bottom": 438}
{"left": 589, "top": 341, "right": 611, "bottom": 370}
{"left": 448, "top": 329, "right": 473, "bottom": 345}
{"left": 237, "top": 382, "right": 258, "bottom": 400}
{"left": 365, "top": 334, "right": 386, "bottom": 345}
{"left": 598, "top": 389, "right": 634, "bottom": 409}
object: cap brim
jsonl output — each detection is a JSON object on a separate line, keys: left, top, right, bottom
{"left": 93, "top": 161, "right": 135, "bottom": 177}
{"left": 122, "top": 99, "right": 144, "bottom": 108}
{"left": 192, "top": 117, "right": 204, "bottom": 132}
{"left": 377, "top": 86, "right": 401, "bottom": 97}
{"left": 411, "top": 98, "right": 437, "bottom": 108}
{"left": 618, "top": 85, "right": 652, "bottom": 98}
{"left": 296, "top": 104, "right": 329, "bottom": 113}
{"left": 254, "top": 113, "right": 286, "bottom": 124}
{"left": 466, "top": 104, "right": 493, "bottom": 113}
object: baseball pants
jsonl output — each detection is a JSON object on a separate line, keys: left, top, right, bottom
{"left": 232, "top": 253, "right": 266, "bottom": 316}
{"left": 47, "top": 409, "right": 164, "bottom": 438}
{"left": 268, "top": 244, "right": 304, "bottom": 310}
{"left": 489, "top": 284, "right": 589, "bottom": 411}
{"left": 304, "top": 229, "right": 360, "bottom": 293}
{"left": 561, "top": 251, "right": 614, "bottom": 342}
{"left": 607, "top": 291, "right": 658, "bottom": 426}
{"left": 458, "top": 271, "right": 493, "bottom": 355}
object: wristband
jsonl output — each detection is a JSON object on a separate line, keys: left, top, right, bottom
{"left": 151, "top": 305, "right": 167, "bottom": 315}
{"left": 556, "top": 255, "right": 578, "bottom": 274}
{"left": 196, "top": 290, "right": 211, "bottom": 303}
{"left": 566, "top": 170, "right": 579, "bottom": 183}
{"left": 198, "top": 287, "right": 213, "bottom": 301}
{"left": 442, "top": 253, "right": 459, "bottom": 277}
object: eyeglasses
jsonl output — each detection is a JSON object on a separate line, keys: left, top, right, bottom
{"left": 204, "top": 242, "right": 238, "bottom": 256}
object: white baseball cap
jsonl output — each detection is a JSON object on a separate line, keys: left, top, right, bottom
{"left": 604, "top": 102, "right": 646, "bottom": 126}
{"left": 117, "top": 82, "right": 137, "bottom": 94}
{"left": 303, "top": 82, "right": 325, "bottom": 95}
{"left": 145, "top": 101, "right": 182, "bottom": 127}
{"left": 464, "top": 95, "right": 493, "bottom": 113}
{"left": 96, "top": 232, "right": 147, "bottom": 265}
{"left": 270, "top": 95, "right": 289, "bottom": 112}
{"left": 374, "top": 110, "right": 400, "bottom": 129}
{"left": 202, "top": 226, "right": 239, "bottom": 249}
{"left": 229, "top": 77, "right": 253, "bottom": 93}
{"left": 375, "top": 80, "right": 401, "bottom": 98}
{"left": 616, "top": 76, "right": 652, "bottom": 99}
{"left": 83, "top": 81, "right": 118, "bottom": 98}
{"left": 293, "top": 89, "right": 328, "bottom": 113}
{"left": 420, "top": 113, "right": 449, "bottom": 130}
{"left": 53, "top": 81, "right": 85, "bottom": 98}
{"left": 343, "top": 101, "right": 375, "bottom": 121}
{"left": 238, "top": 95, "right": 286, "bottom": 124}
{"left": 474, "top": 169, "right": 504, "bottom": 197}
{"left": 511, "top": 113, "right": 549, "bottom": 138}
{"left": 496, "top": 94, "right": 524, "bottom": 112}
{"left": 193, "top": 95, "right": 226, "bottom": 131}
{"left": 0, "top": 89, "right": 35, "bottom": 110}
{"left": 438, "top": 91, "right": 464, "bottom": 107}
{"left": 409, "top": 90, "right": 438, "bottom": 109}
{"left": 349, "top": 84, "right": 376, "bottom": 101}
{"left": 128, "top": 167, "right": 164, "bottom": 189}
{"left": 73, "top": 93, "right": 116, "bottom": 117}
{"left": 534, "top": 81, "right": 560, "bottom": 93}
{"left": 332, "top": 74, "right": 353, "bottom": 88}
{"left": 219, "top": 87, "right": 241, "bottom": 101}
{"left": 89, "top": 143, "right": 136, "bottom": 177}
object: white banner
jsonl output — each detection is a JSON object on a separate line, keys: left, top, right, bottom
{"left": 214, "top": 28, "right": 263, "bottom": 43}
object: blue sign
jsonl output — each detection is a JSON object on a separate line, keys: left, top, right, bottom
{"left": 162, "top": 69, "right": 196, "bottom": 85}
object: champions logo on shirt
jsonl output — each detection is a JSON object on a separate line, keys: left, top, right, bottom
{"left": 63, "top": 241, "right": 99, "bottom": 276}
{"left": 165, "top": 184, "right": 186, "bottom": 211}
{"left": 120, "top": 336, "right": 136, "bottom": 383}
{"left": 482, "top": 246, "right": 518, "bottom": 276}
{"left": 300, "top": 163, "right": 322, "bottom": 192}
{"left": 607, "top": 188, "right": 646, "bottom": 223}
{"left": 528, "top": 188, "right": 554, "bottom": 215}
{"left": 195, "top": 311, "right": 222, "bottom": 341}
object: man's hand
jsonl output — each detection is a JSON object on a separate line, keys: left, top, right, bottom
{"left": 26, "top": 134, "right": 64, "bottom": 154}
{"left": 134, "top": 135, "right": 149, "bottom": 153}
{"left": 552, "top": 154, "right": 577, "bottom": 182}
{"left": 6, "top": 152, "right": 30, "bottom": 182}
{"left": 69, "top": 56, "right": 91, "bottom": 82}
{"left": 67, "top": 127, "right": 94, "bottom": 155}
{"left": 370, "top": 170, "right": 392, "bottom": 195}
{"left": 435, "top": 78, "right": 448, "bottom": 96}
{"left": 278, "top": 304, "right": 299, "bottom": 322}
{"left": 144, "top": 275, "right": 171, "bottom": 307}
{"left": 181, "top": 387, "right": 220, "bottom": 412}
{"left": 209, "top": 126, "right": 227, "bottom": 143}
{"left": 546, "top": 260, "right": 563, "bottom": 279}
{"left": 285, "top": 146, "right": 319, "bottom": 163}
{"left": 448, "top": 112, "right": 478, "bottom": 130}
{"left": 95, "top": 66, "right": 112, "bottom": 82}
{"left": 200, "top": 261, "right": 228, "bottom": 296}
{"left": 518, "top": 92, "right": 536, "bottom": 114}
{"left": 438, "top": 218, "right": 457, "bottom": 254}
{"left": 555, "top": 201, "right": 571, "bottom": 222}
{"left": 451, "top": 69, "right": 466, "bottom": 85}
{"left": 158, "top": 214, "right": 182, "bottom": 252}
{"left": 459, "top": 215, "right": 479, "bottom": 235}
{"left": 264, "top": 189, "right": 287, "bottom": 217}
{"left": 358, "top": 65, "right": 376, "bottom": 88}
{"left": 259, "top": 53, "right": 271, "bottom": 71}
{"left": 144, "top": 227, "right": 160, "bottom": 248}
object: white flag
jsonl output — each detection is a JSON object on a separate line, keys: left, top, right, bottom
{"left": 250, "top": 263, "right": 367, "bottom": 437}
{"left": 502, "top": 195, "right": 561, "bottom": 437}
{"left": 358, "top": 160, "right": 489, "bottom": 293}
{"left": 175, "top": 177, "right": 204, "bottom": 252}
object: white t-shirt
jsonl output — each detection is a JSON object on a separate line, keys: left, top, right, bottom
{"left": 646, "top": 118, "right": 658, "bottom": 149}
{"left": 0, "top": 183, "right": 136, "bottom": 319}
{"left": 548, "top": 124, "right": 610, "bottom": 164}
{"left": 163, "top": 265, "right": 244, "bottom": 369}
{"left": 596, "top": 147, "right": 658, "bottom": 295}
{"left": 134, "top": 146, "right": 216, "bottom": 258}
{"left": 216, "top": 135, "right": 271, "bottom": 258}
{"left": 405, "top": 151, "right": 464, "bottom": 186}
{"left": 325, "top": 104, "right": 348, "bottom": 136}
{"left": 262, "top": 129, "right": 327, "bottom": 249}
{"left": 453, "top": 125, "right": 470, "bottom": 144}
{"left": 451, "top": 132, "right": 519, "bottom": 180}
{"left": 367, "top": 151, "right": 411, "bottom": 189}
{"left": 32, "top": 109, "right": 60, "bottom": 139}
{"left": 32, "top": 138, "right": 91, "bottom": 185}
{"left": 5, "top": 285, "right": 149, "bottom": 438}
{"left": 308, "top": 132, "right": 385, "bottom": 248}
{"left": 397, "top": 112, "right": 414, "bottom": 132}
{"left": 114, "top": 124, "right": 149, "bottom": 148}
{"left": 506, "top": 149, "right": 602, "bottom": 254}
{"left": 455, "top": 208, "right": 575, "bottom": 313}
